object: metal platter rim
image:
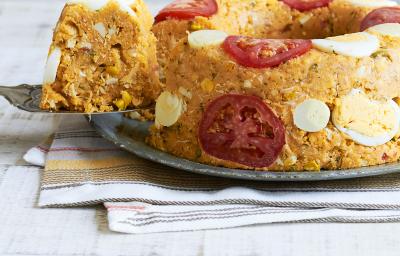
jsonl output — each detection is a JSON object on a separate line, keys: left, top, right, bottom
{"left": 89, "top": 114, "right": 400, "bottom": 182}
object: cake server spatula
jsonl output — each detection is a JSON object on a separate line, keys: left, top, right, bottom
{"left": 0, "top": 84, "right": 153, "bottom": 114}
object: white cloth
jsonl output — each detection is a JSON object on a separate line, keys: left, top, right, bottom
{"left": 23, "top": 117, "right": 400, "bottom": 234}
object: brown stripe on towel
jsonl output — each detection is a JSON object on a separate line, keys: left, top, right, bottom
{"left": 42, "top": 154, "right": 400, "bottom": 192}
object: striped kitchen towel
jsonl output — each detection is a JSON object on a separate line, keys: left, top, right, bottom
{"left": 24, "top": 116, "right": 400, "bottom": 234}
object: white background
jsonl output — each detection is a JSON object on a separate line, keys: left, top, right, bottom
{"left": 1, "top": 0, "right": 400, "bottom": 255}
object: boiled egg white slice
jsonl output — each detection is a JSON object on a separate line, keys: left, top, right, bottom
{"left": 294, "top": 99, "right": 331, "bottom": 132}
{"left": 346, "top": 0, "right": 397, "bottom": 7}
{"left": 312, "top": 32, "right": 380, "bottom": 58}
{"left": 188, "top": 30, "right": 228, "bottom": 49}
{"left": 332, "top": 90, "right": 400, "bottom": 147}
{"left": 43, "top": 47, "right": 62, "bottom": 85}
{"left": 155, "top": 91, "right": 184, "bottom": 127}
{"left": 367, "top": 23, "right": 400, "bottom": 38}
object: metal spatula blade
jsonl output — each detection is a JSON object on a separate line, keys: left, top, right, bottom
{"left": 0, "top": 84, "right": 152, "bottom": 114}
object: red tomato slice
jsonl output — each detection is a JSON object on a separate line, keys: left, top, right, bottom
{"left": 222, "top": 36, "right": 312, "bottom": 69}
{"left": 199, "top": 94, "right": 286, "bottom": 168}
{"left": 360, "top": 7, "right": 400, "bottom": 31}
{"left": 155, "top": 0, "right": 218, "bottom": 23}
{"left": 282, "top": 0, "right": 333, "bottom": 12}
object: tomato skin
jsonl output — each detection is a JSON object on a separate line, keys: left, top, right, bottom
{"left": 155, "top": 0, "right": 218, "bottom": 23}
{"left": 222, "top": 36, "right": 312, "bottom": 69}
{"left": 199, "top": 94, "right": 286, "bottom": 168}
{"left": 282, "top": 0, "right": 333, "bottom": 12}
{"left": 360, "top": 7, "right": 400, "bottom": 31}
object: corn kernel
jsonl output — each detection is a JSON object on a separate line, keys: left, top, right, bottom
{"left": 284, "top": 92, "right": 296, "bottom": 101}
{"left": 106, "top": 66, "right": 120, "bottom": 76}
{"left": 114, "top": 99, "right": 126, "bottom": 111}
{"left": 121, "top": 91, "right": 133, "bottom": 106}
{"left": 93, "top": 98, "right": 102, "bottom": 104}
{"left": 304, "top": 161, "right": 321, "bottom": 172}
{"left": 190, "top": 23, "right": 203, "bottom": 31}
{"left": 201, "top": 78, "right": 214, "bottom": 93}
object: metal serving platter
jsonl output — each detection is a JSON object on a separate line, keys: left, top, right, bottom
{"left": 90, "top": 113, "right": 400, "bottom": 181}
